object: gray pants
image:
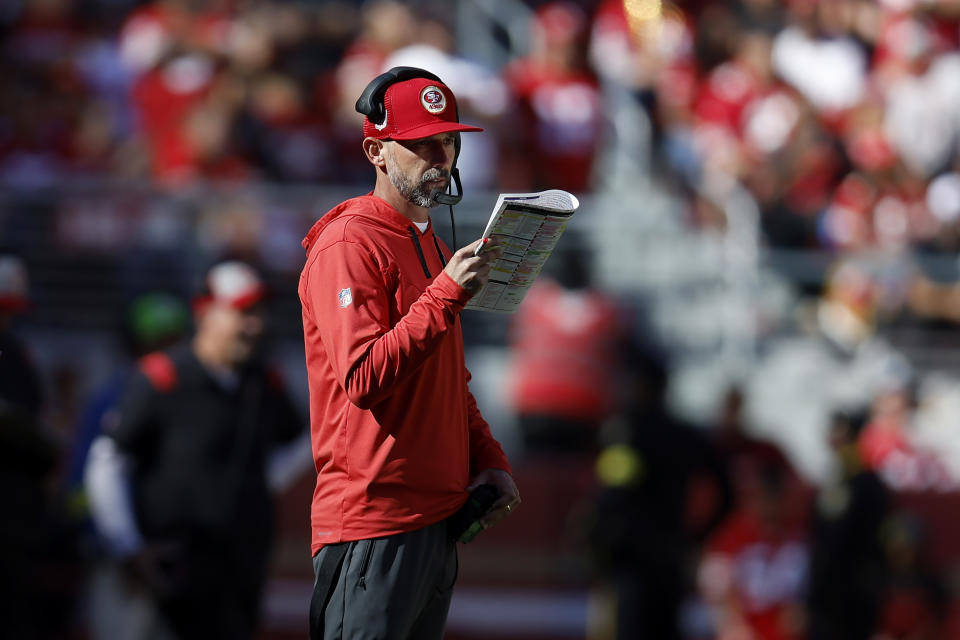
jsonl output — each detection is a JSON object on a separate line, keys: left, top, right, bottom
{"left": 311, "top": 520, "right": 458, "bottom": 640}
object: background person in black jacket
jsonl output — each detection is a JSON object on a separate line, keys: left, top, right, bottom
{"left": 807, "top": 408, "right": 891, "bottom": 640}
{"left": 85, "top": 260, "right": 303, "bottom": 640}
{"left": 589, "top": 344, "right": 735, "bottom": 640}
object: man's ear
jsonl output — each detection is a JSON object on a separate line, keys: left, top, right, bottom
{"left": 363, "top": 137, "right": 387, "bottom": 168}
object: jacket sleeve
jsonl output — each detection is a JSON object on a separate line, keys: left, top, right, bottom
{"left": 304, "top": 237, "right": 473, "bottom": 409}
{"left": 84, "top": 435, "right": 144, "bottom": 557}
{"left": 465, "top": 368, "right": 512, "bottom": 476}
{"left": 87, "top": 370, "right": 157, "bottom": 558}
{"left": 108, "top": 370, "right": 160, "bottom": 458}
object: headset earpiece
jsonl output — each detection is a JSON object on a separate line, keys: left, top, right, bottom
{"left": 355, "top": 67, "right": 444, "bottom": 128}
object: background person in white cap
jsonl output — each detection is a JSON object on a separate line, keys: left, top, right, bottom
{"left": 300, "top": 67, "right": 520, "bottom": 640}
{"left": 84, "top": 260, "right": 303, "bottom": 640}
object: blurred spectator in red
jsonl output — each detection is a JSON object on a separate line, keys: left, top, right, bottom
{"left": 128, "top": 53, "right": 249, "bottom": 183}
{"left": 503, "top": 1, "right": 604, "bottom": 193}
{"left": 589, "top": 345, "right": 734, "bottom": 640}
{"left": 858, "top": 373, "right": 955, "bottom": 491}
{"left": 817, "top": 100, "right": 914, "bottom": 251}
{"left": 690, "top": 24, "right": 811, "bottom": 228}
{"left": 746, "top": 95, "right": 845, "bottom": 248}
{"left": 693, "top": 28, "right": 776, "bottom": 159}
{"left": 876, "top": 8, "right": 960, "bottom": 181}
{"left": 119, "top": 0, "right": 252, "bottom": 184}
{"left": 506, "top": 244, "right": 626, "bottom": 455}
{"left": 698, "top": 458, "right": 808, "bottom": 640}
{"left": 807, "top": 408, "right": 891, "bottom": 640}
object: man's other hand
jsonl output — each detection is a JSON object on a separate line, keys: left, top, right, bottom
{"left": 468, "top": 468, "right": 520, "bottom": 530}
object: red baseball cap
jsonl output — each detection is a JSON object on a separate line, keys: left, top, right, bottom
{"left": 193, "top": 261, "right": 266, "bottom": 313}
{"left": 362, "top": 76, "right": 483, "bottom": 141}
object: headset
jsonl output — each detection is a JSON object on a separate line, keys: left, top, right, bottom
{"left": 356, "top": 66, "right": 467, "bottom": 247}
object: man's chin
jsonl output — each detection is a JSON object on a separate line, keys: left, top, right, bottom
{"left": 409, "top": 188, "right": 445, "bottom": 208}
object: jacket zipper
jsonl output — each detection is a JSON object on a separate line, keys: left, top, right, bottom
{"left": 357, "top": 539, "right": 375, "bottom": 590}
{"left": 409, "top": 227, "right": 432, "bottom": 278}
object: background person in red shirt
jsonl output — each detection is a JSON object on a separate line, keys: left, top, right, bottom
{"left": 502, "top": 1, "right": 604, "bottom": 193}
{"left": 506, "top": 242, "right": 627, "bottom": 455}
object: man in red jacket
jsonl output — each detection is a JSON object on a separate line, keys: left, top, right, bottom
{"left": 299, "top": 67, "right": 520, "bottom": 640}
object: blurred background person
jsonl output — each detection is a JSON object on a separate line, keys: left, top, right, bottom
{"left": 874, "top": 513, "right": 950, "bottom": 640}
{"left": 0, "top": 403, "right": 83, "bottom": 639}
{"left": 0, "top": 251, "right": 43, "bottom": 417}
{"left": 84, "top": 260, "right": 304, "bottom": 640}
{"left": 697, "top": 456, "right": 809, "bottom": 640}
{"left": 588, "top": 345, "right": 734, "bottom": 640}
{"left": 743, "top": 257, "right": 911, "bottom": 481}
{"left": 503, "top": 1, "right": 605, "bottom": 193}
{"left": 506, "top": 241, "right": 628, "bottom": 456}
{"left": 858, "top": 371, "right": 955, "bottom": 492}
{"left": 66, "top": 291, "right": 189, "bottom": 640}
{"left": 807, "top": 408, "right": 891, "bottom": 640}
{"left": 0, "top": 250, "right": 83, "bottom": 638}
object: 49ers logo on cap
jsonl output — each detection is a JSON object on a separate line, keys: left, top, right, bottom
{"left": 420, "top": 85, "right": 447, "bottom": 114}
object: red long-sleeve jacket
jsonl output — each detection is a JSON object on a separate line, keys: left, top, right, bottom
{"left": 299, "top": 195, "right": 511, "bottom": 553}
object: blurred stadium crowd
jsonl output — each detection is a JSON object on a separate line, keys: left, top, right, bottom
{"left": 5, "top": 0, "right": 960, "bottom": 638}
{"left": 4, "top": 0, "right": 960, "bottom": 250}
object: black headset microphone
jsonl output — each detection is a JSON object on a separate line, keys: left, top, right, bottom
{"left": 355, "top": 66, "right": 465, "bottom": 250}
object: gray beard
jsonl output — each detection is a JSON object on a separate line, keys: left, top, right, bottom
{"left": 386, "top": 154, "right": 449, "bottom": 208}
